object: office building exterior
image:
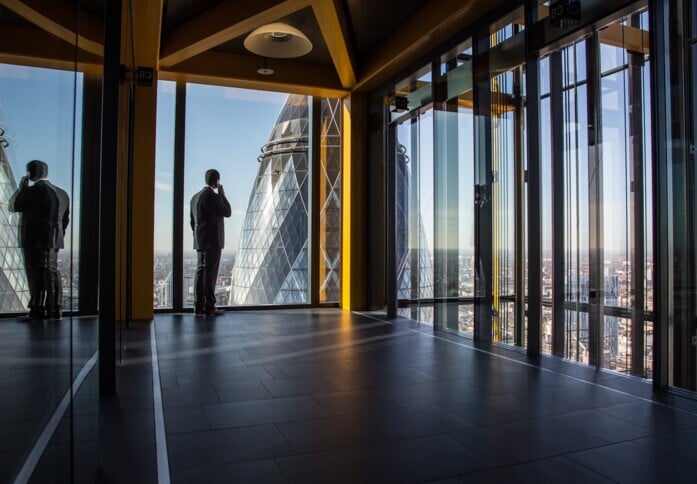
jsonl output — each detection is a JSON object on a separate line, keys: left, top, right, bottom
{"left": 0, "top": 132, "right": 29, "bottom": 312}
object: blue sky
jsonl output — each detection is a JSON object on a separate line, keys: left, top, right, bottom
{"left": 0, "top": 64, "right": 83, "bottom": 250}
{"left": 1, "top": 54, "right": 648, "bottom": 260}
{"left": 156, "top": 81, "right": 288, "bottom": 253}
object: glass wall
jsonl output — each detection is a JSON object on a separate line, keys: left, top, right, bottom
{"left": 654, "top": 0, "right": 697, "bottom": 392}
{"left": 487, "top": 9, "right": 526, "bottom": 347}
{"left": 391, "top": 65, "right": 435, "bottom": 324}
{"left": 0, "top": 0, "right": 101, "bottom": 479}
{"left": 153, "top": 80, "right": 176, "bottom": 309}
{"left": 318, "top": 98, "right": 342, "bottom": 303}
{"left": 382, "top": 0, "right": 654, "bottom": 379}
{"left": 435, "top": 39, "right": 475, "bottom": 335}
{"left": 154, "top": 84, "right": 341, "bottom": 310}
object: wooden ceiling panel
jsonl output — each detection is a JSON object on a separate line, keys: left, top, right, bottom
{"left": 159, "top": 0, "right": 309, "bottom": 67}
{"left": 160, "top": 50, "right": 347, "bottom": 98}
{"left": 0, "top": 0, "right": 104, "bottom": 56}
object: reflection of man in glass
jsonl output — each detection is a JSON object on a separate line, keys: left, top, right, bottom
{"left": 9, "top": 160, "right": 70, "bottom": 321}
{"left": 190, "top": 169, "right": 231, "bottom": 316}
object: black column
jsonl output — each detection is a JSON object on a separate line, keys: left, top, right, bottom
{"left": 310, "top": 97, "right": 321, "bottom": 306}
{"left": 586, "top": 32, "right": 604, "bottom": 368}
{"left": 386, "top": 117, "right": 397, "bottom": 317}
{"left": 628, "top": 37, "right": 646, "bottom": 377}
{"left": 649, "top": 0, "right": 673, "bottom": 392}
{"left": 98, "top": 0, "right": 122, "bottom": 397}
{"left": 172, "top": 82, "right": 186, "bottom": 311}
{"left": 513, "top": 63, "right": 525, "bottom": 347}
{"left": 474, "top": 32, "right": 493, "bottom": 343}
{"left": 79, "top": 74, "right": 102, "bottom": 315}
{"left": 525, "top": 0, "right": 542, "bottom": 355}
{"left": 550, "top": 50, "right": 566, "bottom": 358}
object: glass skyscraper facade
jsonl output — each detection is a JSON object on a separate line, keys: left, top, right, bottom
{"left": 229, "top": 95, "right": 343, "bottom": 305}
{"left": 0, "top": 130, "right": 29, "bottom": 312}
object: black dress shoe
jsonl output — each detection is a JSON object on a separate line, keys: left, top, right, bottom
{"left": 19, "top": 311, "right": 45, "bottom": 322}
{"left": 47, "top": 310, "right": 62, "bottom": 321}
{"left": 194, "top": 309, "right": 206, "bottom": 316}
{"left": 205, "top": 309, "right": 225, "bottom": 316}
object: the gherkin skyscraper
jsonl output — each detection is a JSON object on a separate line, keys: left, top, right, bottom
{"left": 0, "top": 129, "right": 29, "bottom": 311}
{"left": 229, "top": 95, "right": 313, "bottom": 305}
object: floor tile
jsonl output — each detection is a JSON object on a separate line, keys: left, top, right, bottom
{"left": 275, "top": 434, "right": 492, "bottom": 483}
{"left": 204, "top": 396, "right": 327, "bottom": 429}
{"left": 566, "top": 440, "right": 697, "bottom": 483}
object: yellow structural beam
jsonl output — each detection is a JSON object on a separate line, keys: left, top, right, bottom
{"left": 114, "top": 0, "right": 164, "bottom": 321}
{"left": 0, "top": 23, "right": 102, "bottom": 74}
{"left": 310, "top": 0, "right": 356, "bottom": 89}
{"left": 0, "top": 0, "right": 104, "bottom": 56}
{"left": 159, "top": 0, "right": 309, "bottom": 67}
{"left": 341, "top": 93, "right": 368, "bottom": 311}
{"left": 341, "top": 99, "right": 352, "bottom": 310}
{"left": 160, "top": 50, "right": 347, "bottom": 99}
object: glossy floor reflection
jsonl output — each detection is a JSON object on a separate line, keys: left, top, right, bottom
{"left": 0, "top": 316, "right": 98, "bottom": 483}
{"left": 152, "top": 309, "right": 697, "bottom": 483}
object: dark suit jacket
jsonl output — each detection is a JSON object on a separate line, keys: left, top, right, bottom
{"left": 190, "top": 186, "right": 231, "bottom": 250}
{"left": 9, "top": 180, "right": 70, "bottom": 249}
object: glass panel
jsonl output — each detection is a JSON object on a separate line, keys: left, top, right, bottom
{"left": 184, "top": 85, "right": 311, "bottom": 307}
{"left": 395, "top": 107, "right": 434, "bottom": 322}
{"left": 604, "top": 315, "right": 630, "bottom": 373}
{"left": 154, "top": 80, "right": 175, "bottom": 308}
{"left": 434, "top": 38, "right": 474, "bottom": 336}
{"left": 540, "top": 94, "right": 553, "bottom": 354}
{"left": 390, "top": 65, "right": 432, "bottom": 123}
{"left": 491, "top": 66, "right": 524, "bottom": 344}
{"left": 597, "top": 10, "right": 652, "bottom": 375}
{"left": 318, "top": 98, "right": 342, "bottom": 303}
{"left": 669, "top": 0, "right": 697, "bottom": 391}
{"left": 0, "top": 1, "right": 98, "bottom": 474}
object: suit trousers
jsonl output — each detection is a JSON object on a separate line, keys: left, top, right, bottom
{"left": 194, "top": 248, "right": 221, "bottom": 311}
{"left": 23, "top": 248, "right": 62, "bottom": 314}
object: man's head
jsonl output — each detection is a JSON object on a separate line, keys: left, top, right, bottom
{"left": 205, "top": 169, "right": 220, "bottom": 188}
{"left": 26, "top": 160, "right": 48, "bottom": 181}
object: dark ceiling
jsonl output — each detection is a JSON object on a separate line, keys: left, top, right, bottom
{"left": 0, "top": 5, "right": 37, "bottom": 27}
{"left": 79, "top": 0, "right": 105, "bottom": 18}
{"left": 344, "top": 0, "right": 429, "bottom": 57}
{"left": 0, "top": 0, "right": 442, "bottom": 93}
{"left": 162, "top": 0, "right": 222, "bottom": 31}
{"left": 0, "top": 0, "right": 434, "bottom": 67}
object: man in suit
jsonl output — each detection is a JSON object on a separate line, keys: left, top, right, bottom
{"left": 9, "top": 160, "right": 70, "bottom": 321}
{"left": 190, "top": 169, "right": 231, "bottom": 315}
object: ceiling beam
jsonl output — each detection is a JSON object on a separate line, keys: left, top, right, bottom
{"left": 0, "top": 0, "right": 104, "bottom": 56}
{"left": 121, "top": 0, "right": 163, "bottom": 67}
{"left": 310, "top": 0, "right": 356, "bottom": 88}
{"left": 160, "top": 0, "right": 310, "bottom": 68}
{"left": 0, "top": 23, "right": 102, "bottom": 74}
{"left": 355, "top": 0, "right": 506, "bottom": 92}
{"left": 160, "top": 50, "right": 347, "bottom": 98}
{"left": 599, "top": 23, "right": 649, "bottom": 55}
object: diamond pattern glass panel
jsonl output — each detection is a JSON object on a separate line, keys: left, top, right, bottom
{"left": 230, "top": 95, "right": 311, "bottom": 305}
{"left": 0, "top": 140, "right": 29, "bottom": 311}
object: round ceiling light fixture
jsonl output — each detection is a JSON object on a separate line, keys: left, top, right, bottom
{"left": 244, "top": 22, "right": 312, "bottom": 59}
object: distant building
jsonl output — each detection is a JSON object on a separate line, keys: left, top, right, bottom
{"left": 565, "top": 274, "right": 620, "bottom": 360}
{"left": 229, "top": 95, "right": 342, "bottom": 304}
{"left": 395, "top": 143, "right": 434, "bottom": 300}
{"left": 0, "top": 130, "right": 29, "bottom": 311}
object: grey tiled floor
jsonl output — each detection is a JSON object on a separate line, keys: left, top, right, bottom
{"left": 152, "top": 309, "right": 697, "bottom": 483}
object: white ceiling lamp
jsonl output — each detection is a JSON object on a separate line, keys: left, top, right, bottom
{"left": 244, "top": 22, "right": 313, "bottom": 59}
